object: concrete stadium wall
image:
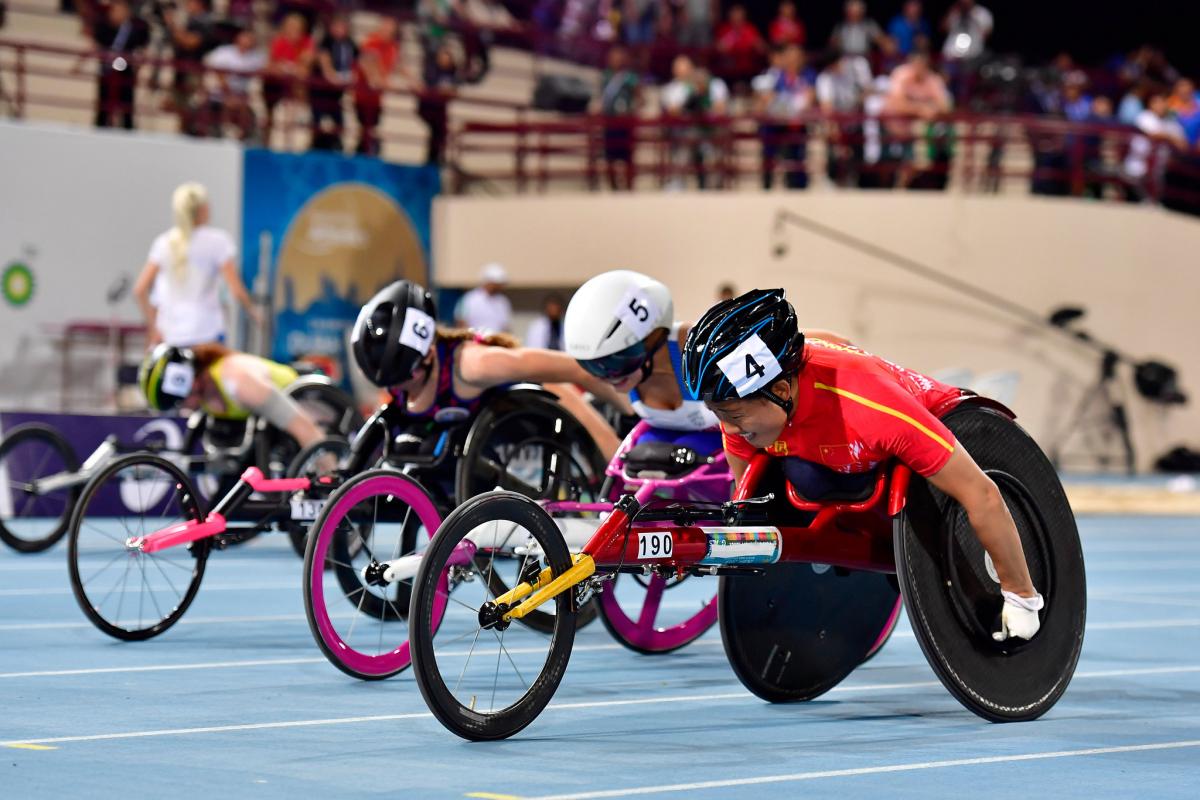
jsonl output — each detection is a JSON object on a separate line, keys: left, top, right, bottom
{"left": 434, "top": 192, "right": 1200, "bottom": 471}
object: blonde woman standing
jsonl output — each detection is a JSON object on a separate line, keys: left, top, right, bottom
{"left": 133, "top": 182, "right": 261, "bottom": 348}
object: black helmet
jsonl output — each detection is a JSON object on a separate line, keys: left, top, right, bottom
{"left": 139, "top": 343, "right": 197, "bottom": 411}
{"left": 682, "top": 288, "right": 804, "bottom": 411}
{"left": 352, "top": 280, "right": 438, "bottom": 387}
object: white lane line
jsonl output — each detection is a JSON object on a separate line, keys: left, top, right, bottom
{"left": 0, "top": 613, "right": 312, "bottom": 631}
{"left": 4, "top": 665, "right": 1200, "bottom": 745}
{"left": 0, "top": 640, "right": 726, "bottom": 679}
{"left": 1087, "top": 561, "right": 1200, "bottom": 571}
{"left": 0, "top": 558, "right": 289, "bottom": 572}
{"left": 522, "top": 740, "right": 1200, "bottom": 800}
{"left": 0, "top": 658, "right": 327, "bottom": 678}
{"left": 0, "top": 582, "right": 298, "bottom": 597}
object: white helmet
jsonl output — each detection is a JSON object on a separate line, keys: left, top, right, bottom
{"left": 565, "top": 270, "right": 673, "bottom": 379}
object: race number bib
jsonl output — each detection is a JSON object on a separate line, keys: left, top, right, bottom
{"left": 716, "top": 334, "right": 782, "bottom": 397}
{"left": 637, "top": 530, "right": 673, "bottom": 560}
{"left": 615, "top": 287, "right": 659, "bottom": 340}
{"left": 399, "top": 308, "right": 435, "bottom": 356}
{"left": 161, "top": 362, "right": 195, "bottom": 397}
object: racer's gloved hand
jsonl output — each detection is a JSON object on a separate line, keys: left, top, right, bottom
{"left": 993, "top": 590, "right": 1044, "bottom": 642}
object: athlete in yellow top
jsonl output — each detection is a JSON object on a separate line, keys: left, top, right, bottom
{"left": 139, "top": 343, "right": 324, "bottom": 449}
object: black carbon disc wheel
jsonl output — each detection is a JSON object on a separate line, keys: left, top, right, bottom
{"left": 896, "top": 405, "right": 1086, "bottom": 722}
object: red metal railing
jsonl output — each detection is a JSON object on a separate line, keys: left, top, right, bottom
{"left": 448, "top": 110, "right": 1200, "bottom": 206}
{"left": 3, "top": 35, "right": 1199, "bottom": 208}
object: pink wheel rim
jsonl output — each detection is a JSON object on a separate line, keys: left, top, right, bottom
{"left": 866, "top": 596, "right": 903, "bottom": 658}
{"left": 309, "top": 474, "right": 443, "bottom": 677}
{"left": 598, "top": 573, "right": 718, "bottom": 652}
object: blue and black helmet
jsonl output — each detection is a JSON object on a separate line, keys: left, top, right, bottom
{"left": 682, "top": 289, "right": 805, "bottom": 411}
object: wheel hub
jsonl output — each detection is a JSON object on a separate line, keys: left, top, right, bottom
{"left": 478, "top": 601, "right": 512, "bottom": 632}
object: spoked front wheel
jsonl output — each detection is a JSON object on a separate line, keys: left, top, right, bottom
{"left": 410, "top": 491, "right": 577, "bottom": 741}
{"left": 67, "top": 453, "right": 210, "bottom": 641}
{"left": 0, "top": 423, "right": 81, "bottom": 553}
{"left": 304, "top": 469, "right": 443, "bottom": 680}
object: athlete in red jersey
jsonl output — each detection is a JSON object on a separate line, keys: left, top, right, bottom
{"left": 683, "top": 289, "right": 1044, "bottom": 641}
{"left": 720, "top": 338, "right": 963, "bottom": 478}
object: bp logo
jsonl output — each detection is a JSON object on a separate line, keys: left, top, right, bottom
{"left": 2, "top": 262, "right": 35, "bottom": 307}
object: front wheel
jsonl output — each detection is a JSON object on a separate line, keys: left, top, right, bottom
{"left": 67, "top": 453, "right": 210, "bottom": 641}
{"left": 410, "top": 491, "right": 577, "bottom": 741}
{"left": 0, "top": 423, "right": 81, "bottom": 553}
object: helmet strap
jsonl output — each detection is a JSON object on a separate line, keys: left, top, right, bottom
{"left": 756, "top": 377, "right": 794, "bottom": 417}
{"left": 636, "top": 329, "right": 669, "bottom": 383}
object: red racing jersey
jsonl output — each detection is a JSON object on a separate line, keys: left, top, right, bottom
{"left": 722, "top": 339, "right": 962, "bottom": 477}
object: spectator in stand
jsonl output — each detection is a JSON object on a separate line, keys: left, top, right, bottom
{"left": 622, "top": 1, "right": 657, "bottom": 58}
{"left": 817, "top": 50, "right": 872, "bottom": 185}
{"left": 887, "top": 1, "right": 931, "bottom": 58}
{"left": 525, "top": 293, "right": 567, "bottom": 350}
{"left": 1117, "top": 79, "right": 1154, "bottom": 126}
{"left": 716, "top": 283, "right": 736, "bottom": 302}
{"left": 1123, "top": 93, "right": 1187, "bottom": 201}
{"left": 940, "top": 0, "right": 992, "bottom": 104}
{"left": 860, "top": 74, "right": 893, "bottom": 187}
{"left": 662, "top": 53, "right": 729, "bottom": 190}
{"left": 419, "top": 44, "right": 461, "bottom": 165}
{"left": 85, "top": 0, "right": 150, "bottom": 130}
{"left": 1061, "top": 71, "right": 1093, "bottom": 122}
{"left": 754, "top": 43, "right": 814, "bottom": 190}
{"left": 1081, "top": 95, "right": 1114, "bottom": 197}
{"left": 203, "top": 25, "right": 266, "bottom": 141}
{"left": 163, "top": 0, "right": 214, "bottom": 137}
{"left": 677, "top": 0, "right": 716, "bottom": 50}
{"left": 597, "top": 44, "right": 641, "bottom": 191}
{"left": 456, "top": 263, "right": 513, "bottom": 333}
{"left": 225, "top": 0, "right": 255, "bottom": 28}
{"left": 354, "top": 15, "right": 418, "bottom": 157}
{"left": 828, "top": 1, "right": 891, "bottom": 61}
{"left": 353, "top": 48, "right": 386, "bottom": 156}
{"left": 768, "top": 2, "right": 805, "bottom": 48}
{"left": 714, "top": 4, "right": 766, "bottom": 91}
{"left": 1168, "top": 78, "right": 1200, "bottom": 148}
{"left": 420, "top": 0, "right": 486, "bottom": 80}
{"left": 1118, "top": 46, "right": 1179, "bottom": 98}
{"left": 310, "top": 14, "right": 357, "bottom": 152}
{"left": 262, "top": 13, "right": 314, "bottom": 147}
{"left": 883, "top": 47, "right": 951, "bottom": 187}
{"left": 419, "top": 0, "right": 455, "bottom": 51}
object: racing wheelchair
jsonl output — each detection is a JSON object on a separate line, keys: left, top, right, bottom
{"left": 0, "top": 374, "right": 359, "bottom": 554}
{"left": 406, "top": 395, "right": 1088, "bottom": 740}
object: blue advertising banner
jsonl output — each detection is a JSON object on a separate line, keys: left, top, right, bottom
{"left": 242, "top": 150, "right": 439, "bottom": 385}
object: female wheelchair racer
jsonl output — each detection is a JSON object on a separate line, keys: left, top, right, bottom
{"left": 406, "top": 288, "right": 1087, "bottom": 740}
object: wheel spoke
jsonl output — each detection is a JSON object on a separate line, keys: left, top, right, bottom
{"left": 147, "top": 553, "right": 184, "bottom": 602}
{"left": 84, "top": 522, "right": 127, "bottom": 546}
{"left": 453, "top": 625, "right": 485, "bottom": 694}
{"left": 82, "top": 550, "right": 127, "bottom": 585}
{"left": 636, "top": 574, "right": 667, "bottom": 630}
{"left": 491, "top": 627, "right": 529, "bottom": 691}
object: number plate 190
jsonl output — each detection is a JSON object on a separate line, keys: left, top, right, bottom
{"left": 637, "top": 531, "right": 673, "bottom": 560}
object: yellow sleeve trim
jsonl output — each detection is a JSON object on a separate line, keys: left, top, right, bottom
{"left": 812, "top": 381, "right": 955, "bottom": 453}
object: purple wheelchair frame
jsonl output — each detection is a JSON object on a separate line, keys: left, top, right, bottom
{"left": 543, "top": 421, "right": 728, "bottom": 653}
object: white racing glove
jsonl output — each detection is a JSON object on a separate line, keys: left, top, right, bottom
{"left": 993, "top": 590, "right": 1045, "bottom": 642}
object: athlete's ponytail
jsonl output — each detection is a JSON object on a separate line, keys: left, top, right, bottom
{"left": 166, "top": 182, "right": 208, "bottom": 283}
